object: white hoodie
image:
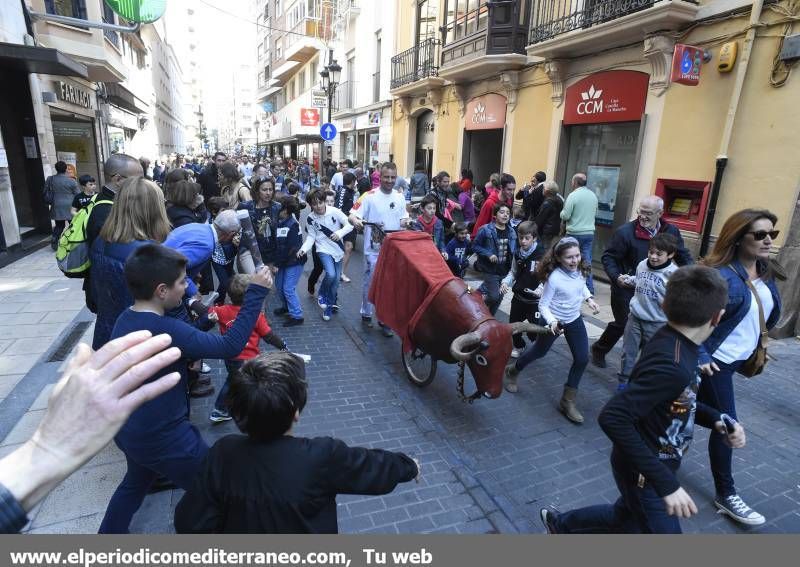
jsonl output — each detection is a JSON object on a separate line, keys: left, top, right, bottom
{"left": 300, "top": 205, "right": 353, "bottom": 262}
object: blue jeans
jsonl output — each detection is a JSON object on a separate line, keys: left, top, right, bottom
{"left": 697, "top": 358, "right": 742, "bottom": 498}
{"left": 275, "top": 264, "right": 304, "bottom": 319}
{"left": 318, "top": 252, "right": 343, "bottom": 305}
{"left": 99, "top": 426, "right": 208, "bottom": 533}
{"left": 571, "top": 233, "right": 594, "bottom": 294}
{"left": 214, "top": 359, "right": 243, "bottom": 412}
{"left": 515, "top": 316, "right": 589, "bottom": 389}
{"left": 554, "top": 450, "right": 681, "bottom": 533}
{"left": 479, "top": 273, "right": 504, "bottom": 315}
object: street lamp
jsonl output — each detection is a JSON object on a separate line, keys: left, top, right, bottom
{"left": 319, "top": 49, "right": 341, "bottom": 124}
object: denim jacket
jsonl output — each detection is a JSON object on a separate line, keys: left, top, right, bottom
{"left": 473, "top": 222, "right": 518, "bottom": 275}
{"left": 411, "top": 217, "right": 445, "bottom": 252}
{"left": 698, "top": 259, "right": 782, "bottom": 365}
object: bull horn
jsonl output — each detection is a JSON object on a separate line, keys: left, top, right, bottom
{"left": 450, "top": 331, "right": 483, "bottom": 361}
{"left": 510, "top": 321, "right": 550, "bottom": 336}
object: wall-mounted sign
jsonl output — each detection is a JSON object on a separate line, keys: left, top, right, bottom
{"left": 300, "top": 108, "right": 320, "bottom": 127}
{"left": 465, "top": 93, "right": 507, "bottom": 131}
{"left": 57, "top": 81, "right": 93, "bottom": 109}
{"left": 368, "top": 110, "right": 382, "bottom": 126}
{"left": 564, "top": 71, "right": 649, "bottom": 125}
{"left": 671, "top": 44, "right": 703, "bottom": 85}
{"left": 311, "top": 89, "right": 327, "bottom": 108}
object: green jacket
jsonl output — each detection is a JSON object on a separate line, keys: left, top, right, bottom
{"left": 560, "top": 187, "right": 598, "bottom": 235}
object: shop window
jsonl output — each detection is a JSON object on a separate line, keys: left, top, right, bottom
{"left": 45, "top": 0, "right": 87, "bottom": 20}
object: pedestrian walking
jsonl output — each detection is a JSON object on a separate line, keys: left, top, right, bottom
{"left": 334, "top": 172, "right": 358, "bottom": 282}
{"left": 46, "top": 161, "right": 80, "bottom": 249}
{"left": 560, "top": 173, "right": 598, "bottom": 294}
{"left": 197, "top": 152, "right": 226, "bottom": 200}
{"left": 534, "top": 181, "right": 563, "bottom": 251}
{"left": 697, "top": 209, "right": 782, "bottom": 526}
{"left": 503, "top": 237, "right": 600, "bottom": 424}
{"left": 445, "top": 222, "right": 472, "bottom": 278}
{"left": 518, "top": 171, "right": 547, "bottom": 221}
{"left": 541, "top": 266, "right": 744, "bottom": 534}
{"left": 408, "top": 163, "right": 429, "bottom": 203}
{"left": 272, "top": 197, "right": 306, "bottom": 327}
{"left": 592, "top": 196, "right": 693, "bottom": 368}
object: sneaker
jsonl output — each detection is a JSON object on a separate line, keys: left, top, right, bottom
{"left": 340, "top": 274, "right": 351, "bottom": 283}
{"left": 590, "top": 343, "right": 607, "bottom": 368}
{"left": 322, "top": 306, "right": 332, "bottom": 321}
{"left": 317, "top": 296, "right": 327, "bottom": 309}
{"left": 715, "top": 494, "right": 766, "bottom": 526}
{"left": 361, "top": 315, "right": 373, "bottom": 327}
{"left": 273, "top": 306, "right": 289, "bottom": 316}
{"left": 540, "top": 507, "right": 561, "bottom": 534}
{"left": 330, "top": 303, "right": 340, "bottom": 313}
{"left": 283, "top": 317, "right": 304, "bottom": 327}
{"left": 209, "top": 409, "right": 232, "bottom": 423}
{"left": 378, "top": 322, "right": 394, "bottom": 337}
{"left": 510, "top": 348, "right": 520, "bottom": 358}
{"left": 189, "top": 383, "right": 214, "bottom": 398}
{"left": 199, "top": 362, "right": 211, "bottom": 374}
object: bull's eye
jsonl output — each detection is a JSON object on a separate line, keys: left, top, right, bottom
{"left": 475, "top": 354, "right": 488, "bottom": 366}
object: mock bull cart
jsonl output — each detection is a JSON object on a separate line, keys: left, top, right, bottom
{"left": 368, "top": 230, "right": 548, "bottom": 402}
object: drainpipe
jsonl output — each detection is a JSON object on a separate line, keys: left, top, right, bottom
{"left": 699, "top": 0, "right": 764, "bottom": 256}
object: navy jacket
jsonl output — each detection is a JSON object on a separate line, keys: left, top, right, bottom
{"left": 473, "top": 223, "right": 517, "bottom": 275}
{"left": 698, "top": 260, "right": 782, "bottom": 366}
{"left": 274, "top": 216, "right": 305, "bottom": 268}
{"left": 89, "top": 239, "right": 152, "bottom": 349}
{"left": 602, "top": 220, "right": 693, "bottom": 298}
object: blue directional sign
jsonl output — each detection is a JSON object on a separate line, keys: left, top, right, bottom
{"left": 320, "top": 122, "right": 337, "bottom": 141}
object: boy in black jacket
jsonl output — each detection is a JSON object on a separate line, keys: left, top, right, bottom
{"left": 501, "top": 221, "right": 545, "bottom": 365}
{"left": 541, "top": 266, "right": 747, "bottom": 533}
{"left": 175, "top": 352, "right": 419, "bottom": 533}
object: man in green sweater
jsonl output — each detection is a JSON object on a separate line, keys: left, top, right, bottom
{"left": 560, "top": 173, "right": 598, "bottom": 293}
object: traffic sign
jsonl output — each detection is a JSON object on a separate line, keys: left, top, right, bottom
{"left": 320, "top": 122, "right": 337, "bottom": 141}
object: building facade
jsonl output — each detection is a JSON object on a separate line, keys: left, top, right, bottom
{"left": 389, "top": 0, "right": 800, "bottom": 335}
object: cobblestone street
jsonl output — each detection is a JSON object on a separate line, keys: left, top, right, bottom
{"left": 1, "top": 244, "right": 798, "bottom": 534}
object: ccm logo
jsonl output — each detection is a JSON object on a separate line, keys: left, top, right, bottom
{"left": 577, "top": 100, "right": 603, "bottom": 115}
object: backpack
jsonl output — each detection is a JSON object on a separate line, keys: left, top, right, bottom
{"left": 55, "top": 194, "right": 113, "bottom": 278}
{"left": 43, "top": 176, "right": 54, "bottom": 205}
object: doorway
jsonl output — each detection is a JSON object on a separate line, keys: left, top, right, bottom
{"left": 461, "top": 128, "right": 503, "bottom": 189}
{"left": 414, "top": 110, "right": 435, "bottom": 182}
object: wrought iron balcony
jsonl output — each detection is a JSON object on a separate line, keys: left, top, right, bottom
{"left": 527, "top": 0, "right": 700, "bottom": 58}
{"left": 390, "top": 38, "right": 441, "bottom": 91}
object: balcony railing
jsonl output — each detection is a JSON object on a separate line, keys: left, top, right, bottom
{"left": 442, "top": 1, "right": 490, "bottom": 46}
{"left": 372, "top": 71, "right": 380, "bottom": 103}
{"left": 529, "top": 0, "right": 696, "bottom": 45}
{"left": 390, "top": 38, "right": 440, "bottom": 90}
{"left": 335, "top": 80, "right": 354, "bottom": 111}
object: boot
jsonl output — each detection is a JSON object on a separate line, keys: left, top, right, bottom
{"left": 504, "top": 363, "right": 520, "bottom": 394}
{"left": 559, "top": 386, "right": 584, "bottom": 424}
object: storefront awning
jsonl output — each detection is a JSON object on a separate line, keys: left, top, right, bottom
{"left": 0, "top": 42, "right": 88, "bottom": 78}
{"left": 105, "top": 83, "right": 148, "bottom": 114}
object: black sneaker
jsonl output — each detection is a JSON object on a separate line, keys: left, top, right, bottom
{"left": 361, "top": 315, "right": 373, "bottom": 327}
{"left": 283, "top": 317, "right": 304, "bottom": 327}
{"left": 273, "top": 307, "right": 289, "bottom": 316}
{"left": 540, "top": 507, "right": 561, "bottom": 534}
{"left": 590, "top": 343, "right": 607, "bottom": 368}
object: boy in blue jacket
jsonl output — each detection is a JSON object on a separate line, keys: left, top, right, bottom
{"left": 99, "top": 244, "right": 273, "bottom": 533}
{"left": 445, "top": 222, "right": 472, "bottom": 278}
{"left": 473, "top": 203, "right": 516, "bottom": 315}
{"left": 273, "top": 196, "right": 306, "bottom": 326}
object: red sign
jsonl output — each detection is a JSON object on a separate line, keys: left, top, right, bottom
{"left": 300, "top": 108, "right": 320, "bottom": 126}
{"left": 465, "top": 93, "right": 507, "bottom": 131}
{"left": 564, "top": 70, "right": 649, "bottom": 125}
{"left": 670, "top": 44, "right": 703, "bottom": 86}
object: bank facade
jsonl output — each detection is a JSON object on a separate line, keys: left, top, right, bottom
{"left": 389, "top": 0, "right": 800, "bottom": 335}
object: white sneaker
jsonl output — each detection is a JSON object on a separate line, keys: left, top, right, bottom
{"left": 510, "top": 348, "right": 520, "bottom": 358}
{"left": 715, "top": 494, "right": 766, "bottom": 526}
{"left": 200, "top": 362, "right": 211, "bottom": 374}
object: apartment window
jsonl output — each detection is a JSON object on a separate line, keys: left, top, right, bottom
{"left": 264, "top": 0, "right": 270, "bottom": 19}
{"left": 276, "top": 0, "right": 282, "bottom": 16}
{"left": 44, "top": 0, "right": 87, "bottom": 20}
{"left": 299, "top": 68, "right": 306, "bottom": 93}
{"left": 276, "top": 40, "right": 282, "bottom": 60}
{"left": 416, "top": 0, "right": 439, "bottom": 46}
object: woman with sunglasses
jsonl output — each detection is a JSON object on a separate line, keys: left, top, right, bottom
{"left": 699, "top": 209, "right": 783, "bottom": 527}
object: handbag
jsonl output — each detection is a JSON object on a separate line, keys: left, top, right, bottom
{"left": 739, "top": 275, "right": 769, "bottom": 378}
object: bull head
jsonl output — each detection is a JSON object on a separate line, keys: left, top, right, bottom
{"left": 449, "top": 321, "right": 549, "bottom": 399}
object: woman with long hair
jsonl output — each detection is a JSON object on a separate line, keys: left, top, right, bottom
{"left": 219, "top": 162, "right": 256, "bottom": 273}
{"left": 166, "top": 179, "right": 206, "bottom": 228}
{"left": 698, "top": 209, "right": 782, "bottom": 526}
{"left": 89, "top": 177, "right": 171, "bottom": 349}
{"left": 250, "top": 176, "right": 282, "bottom": 269}
{"left": 504, "top": 237, "right": 599, "bottom": 424}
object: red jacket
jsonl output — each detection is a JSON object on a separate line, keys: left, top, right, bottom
{"left": 471, "top": 191, "right": 512, "bottom": 238}
{"left": 210, "top": 304, "right": 271, "bottom": 360}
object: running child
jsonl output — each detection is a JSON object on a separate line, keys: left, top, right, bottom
{"left": 273, "top": 196, "right": 305, "bottom": 326}
{"left": 334, "top": 172, "right": 358, "bottom": 282}
{"left": 501, "top": 221, "right": 546, "bottom": 362}
{"left": 504, "top": 237, "right": 599, "bottom": 424}
{"left": 473, "top": 203, "right": 516, "bottom": 315}
{"left": 445, "top": 222, "right": 472, "bottom": 278}
{"left": 412, "top": 194, "right": 447, "bottom": 259}
{"left": 618, "top": 233, "right": 679, "bottom": 389}
{"left": 208, "top": 274, "right": 288, "bottom": 423}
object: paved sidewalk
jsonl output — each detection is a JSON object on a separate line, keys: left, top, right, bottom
{"left": 1, "top": 244, "right": 798, "bottom": 534}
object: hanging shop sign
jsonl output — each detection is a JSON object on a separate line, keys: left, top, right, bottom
{"left": 57, "top": 81, "right": 93, "bottom": 109}
{"left": 465, "top": 93, "right": 507, "bottom": 131}
{"left": 671, "top": 44, "right": 703, "bottom": 86}
{"left": 311, "top": 90, "right": 327, "bottom": 108}
{"left": 300, "top": 108, "right": 320, "bottom": 127}
{"left": 564, "top": 70, "right": 649, "bottom": 125}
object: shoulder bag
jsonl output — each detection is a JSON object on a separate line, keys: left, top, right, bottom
{"left": 739, "top": 273, "right": 769, "bottom": 378}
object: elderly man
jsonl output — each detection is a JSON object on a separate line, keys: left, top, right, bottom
{"left": 592, "top": 195, "right": 693, "bottom": 368}
{"left": 560, "top": 173, "right": 598, "bottom": 293}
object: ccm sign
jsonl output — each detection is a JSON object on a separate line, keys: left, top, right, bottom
{"left": 564, "top": 70, "right": 649, "bottom": 125}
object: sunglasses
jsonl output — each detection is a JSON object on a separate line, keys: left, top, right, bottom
{"left": 746, "top": 230, "right": 779, "bottom": 241}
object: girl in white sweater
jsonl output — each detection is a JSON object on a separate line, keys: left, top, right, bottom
{"left": 505, "top": 237, "right": 599, "bottom": 424}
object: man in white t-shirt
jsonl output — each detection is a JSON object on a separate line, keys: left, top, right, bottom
{"left": 349, "top": 162, "right": 410, "bottom": 336}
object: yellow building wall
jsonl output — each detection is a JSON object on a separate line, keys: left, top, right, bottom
{"left": 507, "top": 68, "right": 554, "bottom": 181}
{"left": 653, "top": 16, "right": 800, "bottom": 247}
{"left": 433, "top": 94, "right": 462, "bottom": 176}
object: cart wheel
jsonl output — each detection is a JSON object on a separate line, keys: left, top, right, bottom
{"left": 402, "top": 344, "right": 437, "bottom": 387}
